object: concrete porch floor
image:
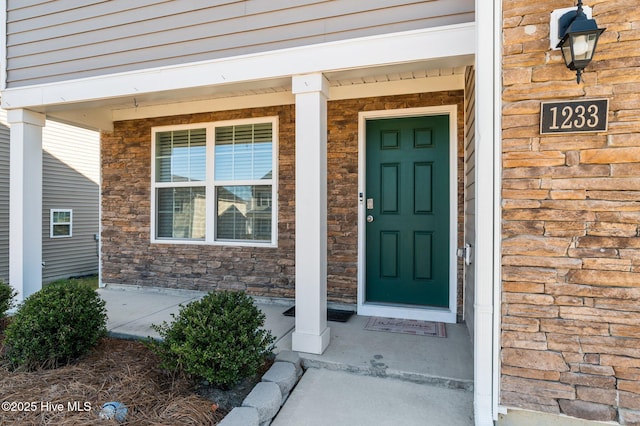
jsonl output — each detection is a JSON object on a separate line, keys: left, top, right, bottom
{"left": 98, "top": 285, "right": 474, "bottom": 425}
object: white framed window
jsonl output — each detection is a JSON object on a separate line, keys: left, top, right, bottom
{"left": 50, "top": 209, "right": 73, "bottom": 238}
{"left": 151, "top": 117, "right": 278, "bottom": 247}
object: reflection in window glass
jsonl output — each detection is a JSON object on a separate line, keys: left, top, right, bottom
{"left": 157, "top": 187, "right": 206, "bottom": 239}
{"left": 217, "top": 185, "right": 271, "bottom": 241}
{"left": 215, "top": 123, "right": 272, "bottom": 181}
{"left": 51, "top": 209, "right": 72, "bottom": 238}
{"left": 155, "top": 129, "right": 206, "bottom": 182}
{"left": 152, "top": 119, "right": 275, "bottom": 245}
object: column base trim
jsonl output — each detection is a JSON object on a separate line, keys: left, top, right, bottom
{"left": 292, "top": 327, "right": 331, "bottom": 355}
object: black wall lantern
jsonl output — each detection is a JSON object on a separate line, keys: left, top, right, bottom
{"left": 556, "top": 0, "right": 605, "bottom": 83}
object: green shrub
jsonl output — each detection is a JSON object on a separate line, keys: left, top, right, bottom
{"left": 3, "top": 281, "right": 107, "bottom": 370}
{"left": 0, "top": 281, "right": 17, "bottom": 317}
{"left": 148, "top": 291, "right": 275, "bottom": 389}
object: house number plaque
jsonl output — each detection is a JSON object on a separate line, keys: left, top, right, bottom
{"left": 540, "top": 99, "right": 608, "bottom": 134}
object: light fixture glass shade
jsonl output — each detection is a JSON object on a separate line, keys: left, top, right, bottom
{"left": 559, "top": 28, "right": 604, "bottom": 71}
{"left": 572, "top": 34, "right": 592, "bottom": 58}
{"left": 560, "top": 36, "right": 573, "bottom": 67}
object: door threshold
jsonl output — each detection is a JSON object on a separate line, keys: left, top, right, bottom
{"left": 358, "top": 302, "right": 457, "bottom": 323}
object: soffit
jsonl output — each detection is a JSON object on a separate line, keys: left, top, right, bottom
{"left": 43, "top": 59, "right": 472, "bottom": 130}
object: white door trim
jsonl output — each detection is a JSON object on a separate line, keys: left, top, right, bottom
{"left": 357, "top": 105, "right": 458, "bottom": 323}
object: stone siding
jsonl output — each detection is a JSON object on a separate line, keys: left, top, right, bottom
{"left": 101, "top": 92, "right": 465, "bottom": 309}
{"left": 501, "top": 1, "right": 640, "bottom": 423}
{"left": 101, "top": 105, "right": 297, "bottom": 299}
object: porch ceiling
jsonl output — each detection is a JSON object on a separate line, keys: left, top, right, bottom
{"left": 39, "top": 59, "right": 470, "bottom": 131}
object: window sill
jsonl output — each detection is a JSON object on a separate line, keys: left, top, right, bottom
{"left": 150, "top": 239, "right": 278, "bottom": 249}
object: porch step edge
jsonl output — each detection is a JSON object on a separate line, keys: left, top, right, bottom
{"left": 299, "top": 357, "right": 474, "bottom": 392}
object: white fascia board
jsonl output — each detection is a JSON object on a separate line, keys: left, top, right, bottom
{"left": 113, "top": 92, "right": 295, "bottom": 122}
{"left": 1, "top": 23, "right": 475, "bottom": 110}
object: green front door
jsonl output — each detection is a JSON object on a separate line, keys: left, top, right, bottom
{"left": 365, "top": 115, "right": 450, "bottom": 308}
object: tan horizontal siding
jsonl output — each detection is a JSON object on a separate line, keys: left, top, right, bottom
{"left": 6, "top": 0, "right": 474, "bottom": 87}
{"left": 41, "top": 118, "right": 100, "bottom": 282}
{"left": 0, "top": 109, "right": 100, "bottom": 284}
{"left": 463, "top": 65, "right": 475, "bottom": 338}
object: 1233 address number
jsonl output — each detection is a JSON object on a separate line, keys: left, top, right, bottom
{"left": 540, "top": 99, "right": 608, "bottom": 134}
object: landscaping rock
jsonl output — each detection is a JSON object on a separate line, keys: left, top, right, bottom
{"left": 242, "top": 382, "right": 282, "bottom": 423}
{"left": 218, "top": 407, "right": 259, "bottom": 426}
{"left": 220, "top": 352, "right": 306, "bottom": 425}
{"left": 275, "top": 350, "right": 303, "bottom": 378}
{"left": 197, "top": 373, "right": 262, "bottom": 412}
{"left": 262, "top": 362, "right": 297, "bottom": 398}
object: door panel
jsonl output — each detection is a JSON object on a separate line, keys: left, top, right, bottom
{"left": 365, "top": 115, "right": 449, "bottom": 308}
{"left": 381, "top": 163, "right": 399, "bottom": 213}
{"left": 414, "top": 231, "right": 433, "bottom": 280}
{"left": 380, "top": 231, "right": 399, "bottom": 278}
{"left": 414, "top": 163, "right": 433, "bottom": 213}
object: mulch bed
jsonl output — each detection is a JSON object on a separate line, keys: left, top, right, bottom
{"left": 0, "top": 337, "right": 228, "bottom": 425}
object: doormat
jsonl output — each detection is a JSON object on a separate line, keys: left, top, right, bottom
{"left": 282, "top": 306, "right": 354, "bottom": 323}
{"left": 364, "top": 317, "right": 446, "bottom": 337}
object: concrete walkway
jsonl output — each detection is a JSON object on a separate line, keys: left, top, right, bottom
{"left": 98, "top": 285, "right": 474, "bottom": 426}
{"left": 272, "top": 368, "right": 473, "bottom": 426}
{"left": 99, "top": 284, "right": 295, "bottom": 345}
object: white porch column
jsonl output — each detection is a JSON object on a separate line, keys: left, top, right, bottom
{"left": 8, "top": 109, "right": 45, "bottom": 303}
{"left": 291, "top": 73, "right": 331, "bottom": 354}
{"left": 475, "top": 0, "right": 501, "bottom": 425}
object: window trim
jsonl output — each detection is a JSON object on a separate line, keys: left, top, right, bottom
{"left": 50, "top": 209, "right": 73, "bottom": 238}
{"left": 150, "top": 117, "right": 278, "bottom": 247}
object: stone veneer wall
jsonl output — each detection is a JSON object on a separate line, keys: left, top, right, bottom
{"left": 101, "top": 105, "right": 297, "bottom": 299}
{"left": 101, "top": 91, "right": 465, "bottom": 309}
{"left": 501, "top": 1, "right": 640, "bottom": 423}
